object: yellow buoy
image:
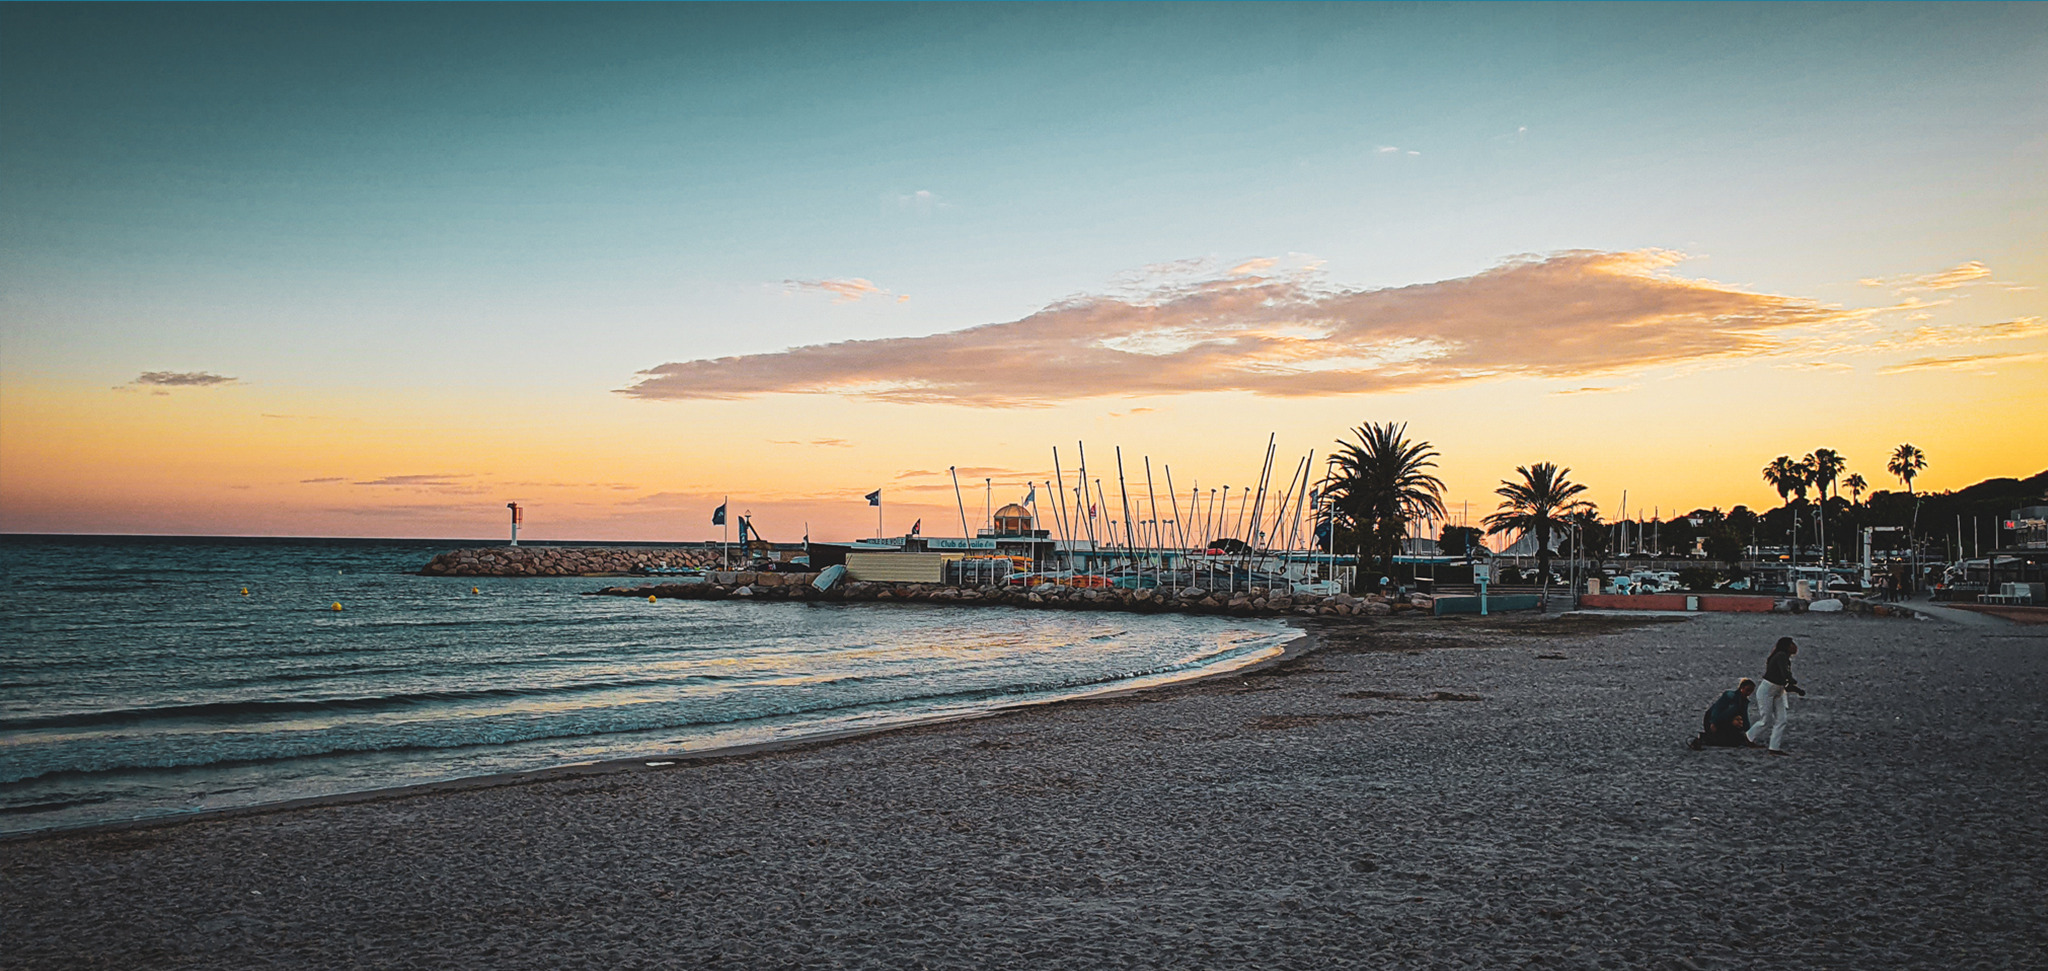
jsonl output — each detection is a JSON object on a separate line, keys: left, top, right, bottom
{"left": 240, "top": 587, "right": 249, "bottom": 596}
{"left": 648, "top": 595, "right": 658, "bottom": 603}
{"left": 472, "top": 587, "right": 480, "bottom": 595}
{"left": 331, "top": 602, "right": 343, "bottom": 612}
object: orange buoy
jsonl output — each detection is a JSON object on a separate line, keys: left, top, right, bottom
{"left": 330, "top": 602, "right": 343, "bottom": 612}
{"left": 648, "top": 595, "right": 658, "bottom": 603}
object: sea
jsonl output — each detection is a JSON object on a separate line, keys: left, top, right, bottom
{"left": 0, "top": 536, "right": 1292, "bottom": 835}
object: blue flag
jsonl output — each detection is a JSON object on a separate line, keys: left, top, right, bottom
{"left": 1024, "top": 482, "right": 1035, "bottom": 504}
{"left": 865, "top": 489, "right": 881, "bottom": 506}
{"left": 711, "top": 502, "right": 726, "bottom": 526}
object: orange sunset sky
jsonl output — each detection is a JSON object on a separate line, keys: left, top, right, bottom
{"left": 3, "top": 5, "right": 2043, "bottom": 542}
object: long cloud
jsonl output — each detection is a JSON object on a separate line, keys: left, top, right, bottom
{"left": 624, "top": 250, "right": 1858, "bottom": 407}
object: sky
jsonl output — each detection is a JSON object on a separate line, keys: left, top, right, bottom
{"left": 2, "top": 2, "right": 2044, "bottom": 542}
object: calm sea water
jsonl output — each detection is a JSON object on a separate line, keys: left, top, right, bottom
{"left": 0, "top": 536, "right": 1291, "bottom": 834}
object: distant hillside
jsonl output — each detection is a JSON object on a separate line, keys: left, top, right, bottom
{"left": 1860, "top": 468, "right": 2047, "bottom": 532}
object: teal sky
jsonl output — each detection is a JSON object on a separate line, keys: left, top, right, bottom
{"left": 8, "top": 3, "right": 2042, "bottom": 385}
{"left": 3, "top": 3, "right": 2044, "bottom": 538}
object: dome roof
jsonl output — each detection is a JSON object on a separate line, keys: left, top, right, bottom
{"left": 993, "top": 503, "right": 1032, "bottom": 519}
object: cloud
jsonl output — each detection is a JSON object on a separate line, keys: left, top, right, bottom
{"left": 895, "top": 189, "right": 946, "bottom": 216}
{"left": 1865, "top": 316, "right": 2047, "bottom": 352}
{"left": 894, "top": 466, "right": 1034, "bottom": 481}
{"left": 300, "top": 477, "right": 344, "bottom": 484}
{"left": 784, "top": 278, "right": 899, "bottom": 304}
{"left": 351, "top": 473, "right": 479, "bottom": 490}
{"left": 1877, "top": 352, "right": 2043, "bottom": 374}
{"left": 767, "top": 438, "right": 853, "bottom": 447}
{"left": 1859, "top": 261, "right": 1996, "bottom": 292}
{"left": 131, "top": 371, "right": 236, "bottom": 387}
{"left": 503, "top": 480, "right": 640, "bottom": 490}
{"left": 624, "top": 250, "right": 1859, "bottom": 408}
{"left": 1550, "top": 385, "right": 1631, "bottom": 396}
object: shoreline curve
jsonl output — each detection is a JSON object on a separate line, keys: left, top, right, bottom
{"left": 0, "top": 624, "right": 1317, "bottom": 845}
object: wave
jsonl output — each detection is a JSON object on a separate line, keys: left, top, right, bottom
{"left": 0, "top": 674, "right": 748, "bottom": 733}
{"left": 0, "top": 637, "right": 1277, "bottom": 787}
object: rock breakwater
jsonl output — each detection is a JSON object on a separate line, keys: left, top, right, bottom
{"left": 420, "top": 546, "right": 723, "bottom": 577}
{"left": 597, "top": 573, "right": 1421, "bottom": 619}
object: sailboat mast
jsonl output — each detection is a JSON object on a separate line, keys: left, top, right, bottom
{"left": 1076, "top": 442, "right": 1096, "bottom": 551}
{"left": 1144, "top": 456, "right": 1161, "bottom": 570}
{"left": 1051, "top": 448, "right": 1074, "bottom": 567}
{"left": 1114, "top": 447, "right": 1139, "bottom": 563}
{"left": 1165, "top": 466, "right": 1185, "bottom": 553}
{"left": 950, "top": 467, "right": 970, "bottom": 538}
{"left": 1094, "top": 478, "right": 1116, "bottom": 556}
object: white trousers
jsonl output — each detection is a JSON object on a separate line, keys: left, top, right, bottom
{"left": 1747, "top": 680, "right": 1790, "bottom": 750}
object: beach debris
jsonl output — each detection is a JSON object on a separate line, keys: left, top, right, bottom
{"left": 645, "top": 761, "right": 675, "bottom": 767}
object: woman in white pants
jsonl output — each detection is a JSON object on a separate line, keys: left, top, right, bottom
{"left": 1747, "top": 636, "right": 1805, "bottom": 753}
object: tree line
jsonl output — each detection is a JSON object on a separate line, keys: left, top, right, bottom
{"left": 1318, "top": 423, "right": 2044, "bottom": 590}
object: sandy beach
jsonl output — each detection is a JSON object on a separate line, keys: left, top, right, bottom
{"left": 5, "top": 608, "right": 2043, "bottom": 970}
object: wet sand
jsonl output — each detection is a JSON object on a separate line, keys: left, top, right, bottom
{"left": 4, "top": 610, "right": 2044, "bottom": 969}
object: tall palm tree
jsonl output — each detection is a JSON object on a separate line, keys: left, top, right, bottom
{"left": 1483, "top": 463, "right": 1591, "bottom": 596}
{"left": 1843, "top": 473, "right": 1868, "bottom": 506}
{"left": 1888, "top": 444, "right": 1927, "bottom": 494}
{"left": 1762, "top": 456, "right": 1808, "bottom": 504}
{"left": 1762, "top": 455, "right": 1812, "bottom": 566}
{"left": 1807, "top": 448, "right": 1846, "bottom": 570}
{"left": 1322, "top": 422, "right": 1447, "bottom": 586}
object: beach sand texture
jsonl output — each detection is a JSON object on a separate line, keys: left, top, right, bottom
{"left": 4, "top": 611, "right": 2043, "bottom": 969}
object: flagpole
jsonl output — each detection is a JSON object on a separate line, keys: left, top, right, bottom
{"left": 722, "top": 495, "right": 729, "bottom": 569}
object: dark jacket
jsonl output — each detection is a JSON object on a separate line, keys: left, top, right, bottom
{"left": 1704, "top": 689, "right": 1749, "bottom": 731}
{"left": 1763, "top": 650, "right": 1798, "bottom": 689}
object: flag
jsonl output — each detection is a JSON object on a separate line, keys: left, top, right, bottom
{"left": 711, "top": 502, "right": 726, "bottom": 526}
{"left": 1024, "top": 483, "right": 1035, "bottom": 504}
{"left": 910, "top": 518, "right": 921, "bottom": 535}
{"left": 865, "top": 489, "right": 881, "bottom": 506}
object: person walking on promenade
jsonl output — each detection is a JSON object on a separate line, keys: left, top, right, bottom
{"left": 1747, "top": 637, "right": 1806, "bottom": 754}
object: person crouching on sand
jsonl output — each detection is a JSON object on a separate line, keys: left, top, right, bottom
{"left": 1689, "top": 678, "right": 1757, "bottom": 750}
{"left": 1747, "top": 637, "right": 1806, "bottom": 755}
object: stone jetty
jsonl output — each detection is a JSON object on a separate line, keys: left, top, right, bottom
{"left": 596, "top": 573, "right": 1419, "bottom": 619}
{"left": 419, "top": 546, "right": 723, "bottom": 577}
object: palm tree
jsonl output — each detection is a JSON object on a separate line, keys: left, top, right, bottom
{"left": 1562, "top": 508, "right": 1608, "bottom": 566}
{"left": 1887, "top": 444, "right": 1929, "bottom": 594}
{"left": 1762, "top": 455, "right": 1812, "bottom": 565}
{"left": 1888, "top": 444, "right": 1927, "bottom": 494}
{"left": 1322, "top": 422, "right": 1447, "bottom": 588}
{"left": 1807, "top": 449, "right": 1846, "bottom": 571}
{"left": 1483, "top": 463, "right": 1591, "bottom": 599}
{"left": 1762, "top": 456, "right": 1807, "bottom": 504}
{"left": 1843, "top": 473, "right": 1868, "bottom": 506}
